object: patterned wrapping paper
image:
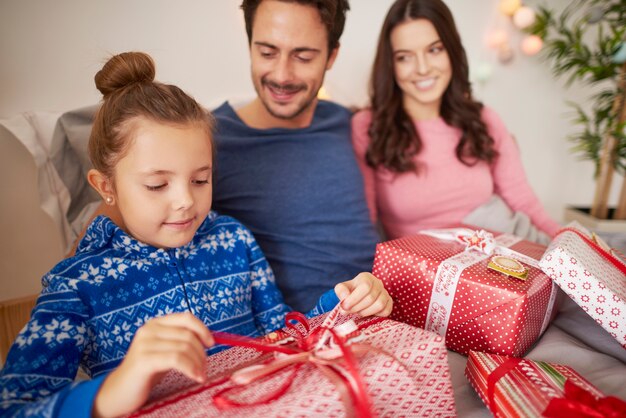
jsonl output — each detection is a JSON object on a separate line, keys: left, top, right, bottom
{"left": 130, "top": 315, "right": 457, "bottom": 418}
{"left": 465, "top": 351, "right": 606, "bottom": 418}
{"left": 539, "top": 224, "right": 626, "bottom": 349}
{"left": 372, "top": 227, "right": 558, "bottom": 356}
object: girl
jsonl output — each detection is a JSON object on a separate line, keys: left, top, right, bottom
{"left": 0, "top": 51, "right": 392, "bottom": 418}
{"left": 351, "top": 0, "right": 561, "bottom": 242}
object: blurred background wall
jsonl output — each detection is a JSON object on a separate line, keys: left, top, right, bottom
{"left": 0, "top": 0, "right": 617, "bottom": 299}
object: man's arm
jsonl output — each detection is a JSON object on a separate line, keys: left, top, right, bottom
{"left": 65, "top": 202, "right": 125, "bottom": 257}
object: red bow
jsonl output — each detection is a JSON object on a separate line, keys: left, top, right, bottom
{"left": 210, "top": 311, "right": 382, "bottom": 418}
{"left": 543, "top": 379, "right": 626, "bottom": 418}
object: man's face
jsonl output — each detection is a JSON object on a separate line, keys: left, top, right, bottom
{"left": 249, "top": 0, "right": 338, "bottom": 128}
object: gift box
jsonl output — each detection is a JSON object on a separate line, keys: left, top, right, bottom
{"left": 130, "top": 310, "right": 457, "bottom": 417}
{"left": 372, "top": 227, "right": 558, "bottom": 356}
{"left": 539, "top": 223, "right": 626, "bottom": 348}
{"left": 465, "top": 350, "right": 626, "bottom": 417}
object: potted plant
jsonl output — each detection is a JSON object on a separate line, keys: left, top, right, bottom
{"left": 527, "top": 0, "right": 626, "bottom": 231}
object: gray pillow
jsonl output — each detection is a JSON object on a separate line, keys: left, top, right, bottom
{"left": 49, "top": 105, "right": 99, "bottom": 226}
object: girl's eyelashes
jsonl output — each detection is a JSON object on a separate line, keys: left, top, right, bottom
{"left": 145, "top": 179, "right": 210, "bottom": 191}
{"left": 145, "top": 184, "right": 166, "bottom": 191}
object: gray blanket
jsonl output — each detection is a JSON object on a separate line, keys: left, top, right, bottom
{"left": 463, "top": 195, "right": 552, "bottom": 245}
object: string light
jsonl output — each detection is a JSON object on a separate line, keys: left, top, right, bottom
{"left": 487, "top": 29, "right": 509, "bottom": 49}
{"left": 317, "top": 86, "right": 331, "bottom": 99}
{"left": 512, "top": 6, "right": 536, "bottom": 29}
{"left": 486, "top": 0, "right": 542, "bottom": 64}
{"left": 521, "top": 35, "right": 543, "bottom": 56}
{"left": 472, "top": 62, "right": 494, "bottom": 83}
{"left": 499, "top": 0, "right": 521, "bottom": 17}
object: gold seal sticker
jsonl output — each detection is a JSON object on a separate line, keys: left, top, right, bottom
{"left": 487, "top": 255, "right": 528, "bottom": 280}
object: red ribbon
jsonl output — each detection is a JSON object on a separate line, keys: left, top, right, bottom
{"left": 543, "top": 379, "right": 626, "bottom": 418}
{"left": 209, "top": 311, "right": 377, "bottom": 418}
{"left": 485, "top": 356, "right": 626, "bottom": 418}
{"left": 486, "top": 357, "right": 523, "bottom": 413}
{"left": 556, "top": 227, "right": 626, "bottom": 275}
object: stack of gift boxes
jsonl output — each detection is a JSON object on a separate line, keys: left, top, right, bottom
{"left": 132, "top": 222, "right": 625, "bottom": 417}
{"left": 370, "top": 223, "right": 625, "bottom": 417}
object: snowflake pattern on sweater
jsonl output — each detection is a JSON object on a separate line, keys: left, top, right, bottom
{"left": 0, "top": 213, "right": 338, "bottom": 417}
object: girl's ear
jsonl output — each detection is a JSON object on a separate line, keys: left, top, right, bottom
{"left": 87, "top": 169, "right": 116, "bottom": 205}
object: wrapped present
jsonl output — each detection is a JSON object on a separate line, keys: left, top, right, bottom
{"left": 465, "top": 350, "right": 626, "bottom": 417}
{"left": 539, "top": 223, "right": 626, "bottom": 349}
{"left": 130, "top": 307, "right": 457, "bottom": 417}
{"left": 372, "top": 227, "right": 558, "bottom": 356}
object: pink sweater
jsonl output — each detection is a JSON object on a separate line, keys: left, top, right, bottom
{"left": 351, "top": 107, "right": 561, "bottom": 239}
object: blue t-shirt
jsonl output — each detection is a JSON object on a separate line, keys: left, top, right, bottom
{"left": 212, "top": 100, "right": 379, "bottom": 311}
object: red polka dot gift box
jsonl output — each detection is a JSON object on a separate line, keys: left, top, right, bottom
{"left": 539, "top": 222, "right": 626, "bottom": 349}
{"left": 465, "top": 350, "right": 625, "bottom": 418}
{"left": 130, "top": 308, "right": 457, "bottom": 418}
{"left": 372, "top": 226, "right": 559, "bottom": 357}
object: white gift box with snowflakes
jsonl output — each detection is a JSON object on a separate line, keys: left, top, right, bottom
{"left": 539, "top": 222, "right": 626, "bottom": 349}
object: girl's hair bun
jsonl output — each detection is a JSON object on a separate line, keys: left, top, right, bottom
{"left": 94, "top": 51, "right": 156, "bottom": 97}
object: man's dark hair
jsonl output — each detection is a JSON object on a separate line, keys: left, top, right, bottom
{"left": 240, "top": 0, "right": 350, "bottom": 53}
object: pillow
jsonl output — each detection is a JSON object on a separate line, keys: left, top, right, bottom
{"left": 49, "top": 105, "right": 100, "bottom": 236}
{"left": 50, "top": 105, "right": 100, "bottom": 244}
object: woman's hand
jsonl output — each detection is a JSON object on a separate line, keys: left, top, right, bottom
{"left": 93, "top": 312, "right": 214, "bottom": 418}
{"left": 334, "top": 272, "right": 393, "bottom": 317}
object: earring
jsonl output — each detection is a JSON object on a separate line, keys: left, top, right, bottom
{"left": 105, "top": 196, "right": 113, "bottom": 204}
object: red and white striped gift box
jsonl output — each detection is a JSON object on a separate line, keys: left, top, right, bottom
{"left": 465, "top": 350, "right": 623, "bottom": 417}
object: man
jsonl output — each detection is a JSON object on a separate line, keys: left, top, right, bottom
{"left": 72, "top": 0, "right": 381, "bottom": 314}
{"left": 211, "top": 0, "right": 380, "bottom": 311}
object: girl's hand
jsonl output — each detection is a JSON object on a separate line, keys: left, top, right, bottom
{"left": 334, "top": 272, "right": 393, "bottom": 317}
{"left": 93, "top": 312, "right": 214, "bottom": 418}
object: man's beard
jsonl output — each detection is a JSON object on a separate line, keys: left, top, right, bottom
{"left": 258, "top": 78, "right": 318, "bottom": 120}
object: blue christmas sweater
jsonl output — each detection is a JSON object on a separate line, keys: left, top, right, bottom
{"left": 0, "top": 213, "right": 339, "bottom": 417}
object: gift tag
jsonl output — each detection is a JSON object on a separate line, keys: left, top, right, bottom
{"left": 488, "top": 255, "right": 528, "bottom": 280}
{"left": 591, "top": 232, "right": 612, "bottom": 252}
{"left": 592, "top": 232, "right": 626, "bottom": 268}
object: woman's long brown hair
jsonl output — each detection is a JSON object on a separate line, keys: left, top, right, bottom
{"left": 367, "top": 0, "right": 497, "bottom": 173}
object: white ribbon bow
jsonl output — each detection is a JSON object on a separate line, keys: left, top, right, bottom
{"left": 420, "top": 228, "right": 539, "bottom": 268}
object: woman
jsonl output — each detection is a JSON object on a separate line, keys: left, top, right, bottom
{"left": 352, "top": 0, "right": 560, "bottom": 242}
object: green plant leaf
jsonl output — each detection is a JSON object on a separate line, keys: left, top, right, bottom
{"left": 533, "top": 0, "right": 626, "bottom": 172}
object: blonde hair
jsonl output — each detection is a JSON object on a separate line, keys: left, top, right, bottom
{"left": 89, "top": 51, "right": 214, "bottom": 178}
